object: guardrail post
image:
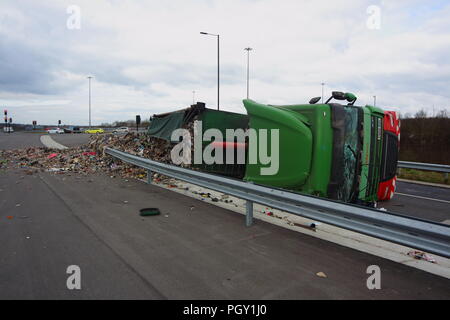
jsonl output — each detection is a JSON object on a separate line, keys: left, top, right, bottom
{"left": 445, "top": 172, "right": 449, "bottom": 184}
{"left": 147, "top": 169, "right": 153, "bottom": 184}
{"left": 245, "top": 181, "right": 254, "bottom": 227}
{"left": 246, "top": 200, "right": 254, "bottom": 227}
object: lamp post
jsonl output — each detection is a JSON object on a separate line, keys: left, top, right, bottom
{"left": 192, "top": 90, "right": 196, "bottom": 105}
{"left": 321, "top": 82, "right": 325, "bottom": 103}
{"left": 200, "top": 32, "right": 220, "bottom": 110}
{"left": 373, "top": 95, "right": 377, "bottom": 107}
{"left": 87, "top": 76, "right": 93, "bottom": 128}
{"left": 244, "top": 47, "right": 252, "bottom": 99}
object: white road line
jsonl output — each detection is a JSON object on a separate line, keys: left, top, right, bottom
{"left": 40, "top": 135, "right": 68, "bottom": 150}
{"left": 396, "top": 192, "right": 450, "bottom": 204}
{"left": 398, "top": 178, "right": 450, "bottom": 189}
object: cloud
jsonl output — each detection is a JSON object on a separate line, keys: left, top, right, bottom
{"left": 0, "top": 0, "right": 449, "bottom": 124}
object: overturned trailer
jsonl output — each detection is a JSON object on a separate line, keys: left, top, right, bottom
{"left": 147, "top": 92, "right": 399, "bottom": 206}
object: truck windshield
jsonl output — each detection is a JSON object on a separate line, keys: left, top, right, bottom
{"left": 338, "top": 107, "right": 360, "bottom": 202}
{"left": 329, "top": 105, "right": 362, "bottom": 203}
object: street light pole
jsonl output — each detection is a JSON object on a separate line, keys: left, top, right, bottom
{"left": 192, "top": 90, "right": 195, "bottom": 105}
{"left": 244, "top": 47, "right": 252, "bottom": 99}
{"left": 200, "top": 32, "right": 220, "bottom": 110}
{"left": 87, "top": 76, "right": 93, "bottom": 128}
{"left": 321, "top": 82, "right": 325, "bottom": 103}
{"left": 217, "top": 34, "right": 220, "bottom": 110}
{"left": 373, "top": 95, "right": 376, "bottom": 107}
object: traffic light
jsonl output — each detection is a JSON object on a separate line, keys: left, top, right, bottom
{"left": 136, "top": 115, "right": 141, "bottom": 132}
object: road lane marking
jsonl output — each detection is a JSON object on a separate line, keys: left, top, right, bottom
{"left": 40, "top": 135, "right": 68, "bottom": 150}
{"left": 397, "top": 178, "right": 450, "bottom": 189}
{"left": 396, "top": 192, "right": 450, "bottom": 204}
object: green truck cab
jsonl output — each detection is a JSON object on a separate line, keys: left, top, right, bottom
{"left": 243, "top": 93, "right": 385, "bottom": 205}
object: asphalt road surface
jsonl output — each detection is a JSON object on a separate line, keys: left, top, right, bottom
{"left": 50, "top": 133, "right": 90, "bottom": 147}
{"left": 0, "top": 130, "right": 449, "bottom": 299}
{"left": 1, "top": 131, "right": 449, "bottom": 222}
{"left": 1, "top": 169, "right": 449, "bottom": 299}
{"left": 383, "top": 181, "right": 450, "bottom": 223}
{"left": 0, "top": 132, "right": 90, "bottom": 150}
{"left": 0, "top": 132, "right": 43, "bottom": 149}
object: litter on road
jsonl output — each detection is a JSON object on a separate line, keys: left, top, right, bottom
{"left": 0, "top": 133, "right": 180, "bottom": 182}
{"left": 140, "top": 208, "right": 161, "bottom": 216}
{"left": 407, "top": 250, "right": 437, "bottom": 264}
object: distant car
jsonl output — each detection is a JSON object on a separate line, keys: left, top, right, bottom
{"left": 85, "top": 128, "right": 104, "bottom": 134}
{"left": 47, "top": 128, "right": 64, "bottom": 134}
{"left": 113, "top": 127, "right": 129, "bottom": 133}
{"left": 64, "top": 126, "right": 82, "bottom": 133}
{"left": 3, "top": 126, "right": 14, "bottom": 133}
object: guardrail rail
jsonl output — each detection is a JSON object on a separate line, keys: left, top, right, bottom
{"left": 106, "top": 148, "right": 450, "bottom": 258}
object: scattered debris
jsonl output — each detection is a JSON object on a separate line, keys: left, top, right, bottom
{"left": 140, "top": 208, "right": 161, "bottom": 216}
{"left": 0, "top": 133, "right": 179, "bottom": 181}
{"left": 316, "top": 272, "right": 327, "bottom": 278}
{"left": 407, "top": 250, "right": 437, "bottom": 263}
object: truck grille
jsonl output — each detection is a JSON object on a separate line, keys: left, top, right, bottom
{"left": 366, "top": 116, "right": 382, "bottom": 198}
{"left": 380, "top": 131, "right": 399, "bottom": 182}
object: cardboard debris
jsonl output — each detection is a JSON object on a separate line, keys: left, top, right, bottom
{"left": 0, "top": 133, "right": 182, "bottom": 181}
{"left": 407, "top": 250, "right": 437, "bottom": 263}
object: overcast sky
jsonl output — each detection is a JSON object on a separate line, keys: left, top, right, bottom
{"left": 1, "top": 0, "right": 449, "bottom": 125}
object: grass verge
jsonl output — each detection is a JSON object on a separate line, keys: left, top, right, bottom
{"left": 398, "top": 168, "right": 449, "bottom": 185}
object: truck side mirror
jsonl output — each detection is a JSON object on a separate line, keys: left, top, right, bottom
{"left": 344, "top": 92, "right": 357, "bottom": 105}
{"left": 309, "top": 97, "right": 321, "bottom": 104}
{"left": 332, "top": 91, "right": 346, "bottom": 100}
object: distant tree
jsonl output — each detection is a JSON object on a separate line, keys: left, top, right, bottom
{"left": 414, "top": 109, "right": 427, "bottom": 118}
{"left": 402, "top": 112, "right": 412, "bottom": 119}
{"left": 436, "top": 109, "right": 449, "bottom": 118}
{"left": 110, "top": 118, "right": 150, "bottom": 127}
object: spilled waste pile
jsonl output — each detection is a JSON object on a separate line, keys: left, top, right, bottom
{"left": 0, "top": 132, "right": 181, "bottom": 180}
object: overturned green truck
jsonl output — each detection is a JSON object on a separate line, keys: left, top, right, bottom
{"left": 147, "top": 92, "right": 397, "bottom": 206}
